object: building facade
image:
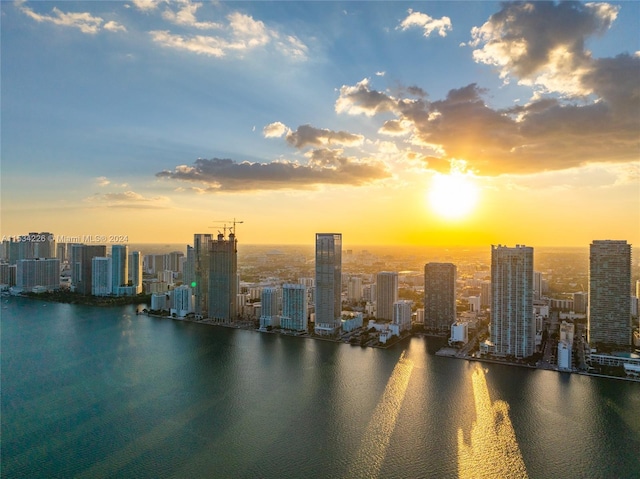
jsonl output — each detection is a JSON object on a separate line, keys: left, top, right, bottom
{"left": 588, "top": 240, "right": 632, "bottom": 346}
{"left": 281, "top": 283, "right": 308, "bottom": 331}
{"left": 111, "top": 245, "right": 128, "bottom": 294}
{"left": 208, "top": 232, "right": 237, "bottom": 322}
{"left": 314, "top": 233, "right": 342, "bottom": 335}
{"left": 424, "top": 263, "right": 457, "bottom": 333}
{"left": 490, "top": 245, "right": 535, "bottom": 358}
{"left": 376, "top": 271, "right": 398, "bottom": 321}
{"left": 91, "top": 257, "right": 112, "bottom": 296}
{"left": 15, "top": 258, "right": 60, "bottom": 292}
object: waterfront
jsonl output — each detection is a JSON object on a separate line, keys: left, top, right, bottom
{"left": 2, "top": 297, "right": 639, "bottom": 478}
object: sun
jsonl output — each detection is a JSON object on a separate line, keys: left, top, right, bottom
{"left": 428, "top": 171, "right": 479, "bottom": 220}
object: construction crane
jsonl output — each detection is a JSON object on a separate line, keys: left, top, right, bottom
{"left": 209, "top": 218, "right": 244, "bottom": 236}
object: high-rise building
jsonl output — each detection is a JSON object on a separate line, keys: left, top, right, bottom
{"left": 128, "top": 251, "right": 143, "bottom": 294}
{"left": 314, "top": 233, "right": 342, "bottom": 335}
{"left": 111, "top": 245, "right": 128, "bottom": 294}
{"left": 92, "top": 257, "right": 112, "bottom": 296}
{"left": 194, "top": 234, "right": 213, "bottom": 317}
{"left": 184, "top": 245, "right": 195, "bottom": 287}
{"left": 393, "top": 299, "right": 412, "bottom": 332}
{"left": 15, "top": 258, "right": 60, "bottom": 291}
{"left": 260, "top": 287, "right": 280, "bottom": 329}
{"left": 424, "top": 263, "right": 457, "bottom": 333}
{"left": 171, "top": 285, "right": 194, "bottom": 318}
{"left": 347, "top": 275, "right": 363, "bottom": 302}
{"left": 573, "top": 292, "right": 588, "bottom": 314}
{"left": 281, "top": 283, "right": 308, "bottom": 331}
{"left": 490, "top": 245, "right": 534, "bottom": 358}
{"left": 77, "top": 245, "right": 107, "bottom": 295}
{"left": 480, "top": 280, "right": 491, "bottom": 308}
{"left": 376, "top": 272, "right": 398, "bottom": 321}
{"left": 533, "top": 271, "right": 543, "bottom": 300}
{"left": 208, "top": 232, "right": 237, "bottom": 322}
{"left": 588, "top": 240, "right": 632, "bottom": 346}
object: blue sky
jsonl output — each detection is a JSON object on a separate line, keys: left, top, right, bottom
{"left": 2, "top": 1, "right": 639, "bottom": 246}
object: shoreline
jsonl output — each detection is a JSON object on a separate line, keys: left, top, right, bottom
{"left": 435, "top": 347, "right": 640, "bottom": 383}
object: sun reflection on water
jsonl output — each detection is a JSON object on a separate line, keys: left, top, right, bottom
{"left": 458, "top": 366, "right": 528, "bottom": 479}
{"left": 345, "top": 350, "right": 414, "bottom": 478}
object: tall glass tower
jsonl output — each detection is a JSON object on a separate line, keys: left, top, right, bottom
{"left": 111, "top": 245, "right": 128, "bottom": 293}
{"left": 376, "top": 271, "right": 398, "bottom": 321}
{"left": 314, "top": 233, "right": 342, "bottom": 335}
{"left": 588, "top": 240, "right": 631, "bottom": 346}
{"left": 490, "top": 245, "right": 534, "bottom": 358}
{"left": 424, "top": 263, "right": 457, "bottom": 333}
{"left": 208, "top": 232, "right": 237, "bottom": 323}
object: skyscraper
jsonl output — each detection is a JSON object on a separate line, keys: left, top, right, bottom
{"left": 393, "top": 299, "right": 413, "bottom": 332}
{"left": 424, "top": 263, "right": 457, "bottom": 333}
{"left": 111, "top": 245, "right": 128, "bottom": 294}
{"left": 588, "top": 240, "right": 631, "bottom": 346}
{"left": 376, "top": 271, "right": 398, "bottom": 321}
{"left": 281, "top": 283, "right": 308, "bottom": 331}
{"left": 193, "top": 233, "right": 213, "bottom": 317}
{"left": 92, "top": 257, "right": 112, "bottom": 296}
{"left": 208, "top": 232, "right": 237, "bottom": 322}
{"left": 490, "top": 245, "right": 534, "bottom": 358}
{"left": 15, "top": 258, "right": 60, "bottom": 292}
{"left": 128, "top": 251, "right": 143, "bottom": 294}
{"left": 260, "top": 286, "right": 280, "bottom": 329}
{"left": 77, "top": 245, "right": 107, "bottom": 295}
{"left": 314, "top": 233, "right": 342, "bottom": 335}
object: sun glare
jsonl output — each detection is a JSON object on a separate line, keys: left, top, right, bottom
{"left": 428, "top": 171, "right": 479, "bottom": 220}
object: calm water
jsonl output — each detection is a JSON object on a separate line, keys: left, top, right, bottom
{"left": 2, "top": 297, "right": 639, "bottom": 479}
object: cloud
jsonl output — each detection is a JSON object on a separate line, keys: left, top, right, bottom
{"left": 131, "top": 0, "right": 159, "bottom": 12}
{"left": 84, "top": 191, "right": 170, "bottom": 209}
{"left": 335, "top": 76, "right": 639, "bottom": 176}
{"left": 285, "top": 124, "right": 364, "bottom": 149}
{"left": 104, "top": 20, "right": 127, "bottom": 33}
{"left": 263, "top": 121, "right": 290, "bottom": 138}
{"left": 398, "top": 9, "right": 452, "bottom": 38}
{"left": 95, "top": 176, "right": 111, "bottom": 187}
{"left": 335, "top": 78, "right": 399, "bottom": 116}
{"left": 149, "top": 9, "right": 307, "bottom": 60}
{"left": 155, "top": 156, "right": 390, "bottom": 192}
{"left": 470, "top": 1, "right": 620, "bottom": 97}
{"left": 162, "top": 0, "right": 221, "bottom": 29}
{"left": 16, "top": 0, "right": 126, "bottom": 34}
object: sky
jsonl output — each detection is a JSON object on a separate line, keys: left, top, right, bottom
{"left": 1, "top": 0, "right": 639, "bottom": 247}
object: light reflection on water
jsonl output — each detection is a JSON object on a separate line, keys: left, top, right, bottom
{"left": 458, "top": 366, "right": 528, "bottom": 479}
{"left": 345, "top": 350, "right": 414, "bottom": 478}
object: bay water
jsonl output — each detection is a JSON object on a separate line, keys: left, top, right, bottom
{"left": 2, "top": 297, "right": 639, "bottom": 478}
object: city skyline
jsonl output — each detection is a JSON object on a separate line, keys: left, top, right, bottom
{"left": 2, "top": 1, "right": 639, "bottom": 246}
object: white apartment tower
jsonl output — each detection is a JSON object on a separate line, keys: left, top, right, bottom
{"left": 490, "top": 245, "right": 535, "bottom": 358}
{"left": 393, "top": 299, "right": 413, "bottom": 333}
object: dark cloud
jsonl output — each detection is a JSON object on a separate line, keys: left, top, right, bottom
{"left": 285, "top": 124, "right": 364, "bottom": 149}
{"left": 156, "top": 156, "right": 390, "bottom": 192}
{"left": 471, "top": 1, "right": 619, "bottom": 82}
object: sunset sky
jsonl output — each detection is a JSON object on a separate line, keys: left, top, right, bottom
{"left": 2, "top": 1, "right": 639, "bottom": 247}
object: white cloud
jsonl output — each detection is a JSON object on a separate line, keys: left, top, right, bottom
{"left": 104, "top": 20, "right": 127, "bottom": 33}
{"left": 131, "top": 0, "right": 159, "bottom": 12}
{"left": 16, "top": 1, "right": 126, "bottom": 34}
{"left": 149, "top": 10, "right": 308, "bottom": 60}
{"left": 162, "top": 0, "right": 221, "bottom": 29}
{"left": 263, "top": 121, "right": 290, "bottom": 138}
{"left": 398, "top": 9, "right": 452, "bottom": 38}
